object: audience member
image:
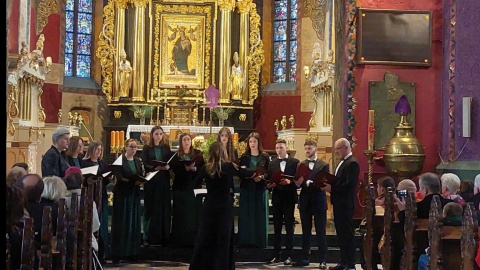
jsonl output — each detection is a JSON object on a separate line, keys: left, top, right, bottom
{"left": 440, "top": 173, "right": 466, "bottom": 206}
{"left": 6, "top": 183, "right": 26, "bottom": 269}
{"left": 7, "top": 166, "right": 28, "bottom": 186}
{"left": 459, "top": 180, "right": 474, "bottom": 203}
{"left": 473, "top": 174, "right": 480, "bottom": 210}
{"left": 12, "top": 162, "right": 29, "bottom": 172}
{"left": 40, "top": 175, "right": 68, "bottom": 233}
{"left": 442, "top": 202, "right": 463, "bottom": 226}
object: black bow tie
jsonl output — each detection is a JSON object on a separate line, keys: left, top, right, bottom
{"left": 278, "top": 158, "right": 287, "bottom": 162}
{"left": 307, "top": 160, "right": 316, "bottom": 163}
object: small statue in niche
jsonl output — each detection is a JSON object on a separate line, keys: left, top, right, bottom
{"left": 281, "top": 115, "right": 287, "bottom": 130}
{"left": 228, "top": 52, "right": 244, "bottom": 100}
{"left": 274, "top": 119, "right": 279, "bottom": 132}
{"left": 118, "top": 49, "right": 133, "bottom": 98}
{"left": 192, "top": 107, "right": 198, "bottom": 125}
{"left": 57, "top": 109, "right": 63, "bottom": 124}
{"left": 68, "top": 112, "right": 74, "bottom": 125}
{"left": 289, "top": 114, "right": 295, "bottom": 128}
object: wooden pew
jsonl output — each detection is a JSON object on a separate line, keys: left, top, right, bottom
{"left": 401, "top": 192, "right": 418, "bottom": 270}
{"left": 53, "top": 198, "right": 68, "bottom": 269}
{"left": 427, "top": 195, "right": 443, "bottom": 270}
{"left": 77, "top": 183, "right": 95, "bottom": 270}
{"left": 363, "top": 183, "right": 375, "bottom": 270}
{"left": 380, "top": 188, "right": 394, "bottom": 270}
{"left": 66, "top": 193, "right": 79, "bottom": 270}
{"left": 20, "top": 217, "right": 36, "bottom": 269}
{"left": 461, "top": 203, "right": 478, "bottom": 270}
{"left": 38, "top": 206, "right": 53, "bottom": 270}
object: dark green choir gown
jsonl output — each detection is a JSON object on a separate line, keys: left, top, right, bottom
{"left": 110, "top": 156, "right": 143, "bottom": 260}
{"left": 170, "top": 149, "right": 204, "bottom": 246}
{"left": 237, "top": 152, "right": 270, "bottom": 248}
{"left": 141, "top": 144, "right": 173, "bottom": 245}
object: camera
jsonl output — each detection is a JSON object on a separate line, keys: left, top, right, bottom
{"left": 396, "top": 189, "right": 408, "bottom": 199}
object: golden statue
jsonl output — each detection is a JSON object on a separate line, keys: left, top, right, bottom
{"left": 281, "top": 115, "right": 287, "bottom": 130}
{"left": 274, "top": 119, "right": 279, "bottom": 132}
{"left": 36, "top": 34, "right": 45, "bottom": 52}
{"left": 118, "top": 49, "right": 133, "bottom": 98}
{"left": 57, "top": 109, "right": 63, "bottom": 124}
{"left": 68, "top": 112, "right": 74, "bottom": 125}
{"left": 289, "top": 114, "right": 295, "bottom": 128}
{"left": 229, "top": 52, "right": 244, "bottom": 100}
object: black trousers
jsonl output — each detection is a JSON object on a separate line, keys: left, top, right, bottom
{"left": 272, "top": 200, "right": 295, "bottom": 258}
{"left": 299, "top": 191, "right": 328, "bottom": 262}
{"left": 333, "top": 204, "right": 355, "bottom": 267}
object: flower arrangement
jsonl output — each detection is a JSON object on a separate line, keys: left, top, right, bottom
{"left": 199, "top": 134, "right": 217, "bottom": 160}
{"left": 129, "top": 105, "right": 153, "bottom": 119}
{"left": 212, "top": 107, "right": 235, "bottom": 123}
{"left": 175, "top": 84, "right": 188, "bottom": 98}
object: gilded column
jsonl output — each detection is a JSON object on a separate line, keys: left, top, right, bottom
{"left": 237, "top": 0, "right": 251, "bottom": 104}
{"left": 113, "top": 0, "right": 128, "bottom": 101}
{"left": 131, "top": 0, "right": 148, "bottom": 102}
{"left": 218, "top": 0, "right": 236, "bottom": 103}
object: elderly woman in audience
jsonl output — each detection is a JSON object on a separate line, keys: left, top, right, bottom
{"left": 63, "top": 168, "right": 101, "bottom": 253}
{"left": 440, "top": 173, "right": 466, "bottom": 206}
{"left": 40, "top": 176, "right": 68, "bottom": 233}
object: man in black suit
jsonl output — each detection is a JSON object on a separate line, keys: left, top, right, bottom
{"left": 292, "top": 140, "right": 329, "bottom": 269}
{"left": 322, "top": 138, "right": 359, "bottom": 270}
{"left": 265, "top": 138, "right": 300, "bottom": 266}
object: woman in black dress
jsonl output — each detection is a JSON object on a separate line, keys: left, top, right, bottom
{"left": 110, "top": 138, "right": 145, "bottom": 263}
{"left": 170, "top": 133, "right": 204, "bottom": 246}
{"left": 190, "top": 142, "right": 247, "bottom": 270}
{"left": 141, "top": 126, "right": 173, "bottom": 246}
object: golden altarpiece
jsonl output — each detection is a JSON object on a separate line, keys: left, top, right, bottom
{"left": 96, "top": 0, "right": 264, "bottom": 152}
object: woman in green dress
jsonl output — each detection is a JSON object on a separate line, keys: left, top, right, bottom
{"left": 141, "top": 126, "right": 173, "bottom": 246}
{"left": 238, "top": 132, "right": 270, "bottom": 248}
{"left": 110, "top": 138, "right": 145, "bottom": 263}
{"left": 170, "top": 133, "right": 204, "bottom": 246}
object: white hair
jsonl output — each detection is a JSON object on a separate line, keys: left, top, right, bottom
{"left": 440, "top": 173, "right": 461, "bottom": 194}
{"left": 475, "top": 174, "right": 480, "bottom": 190}
{"left": 42, "top": 176, "right": 67, "bottom": 202}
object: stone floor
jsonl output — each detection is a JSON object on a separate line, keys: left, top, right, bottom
{"left": 103, "top": 261, "right": 366, "bottom": 269}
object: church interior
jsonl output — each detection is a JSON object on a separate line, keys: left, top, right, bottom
{"left": 6, "top": 0, "right": 480, "bottom": 269}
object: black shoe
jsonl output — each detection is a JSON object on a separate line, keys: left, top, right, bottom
{"left": 292, "top": 260, "right": 309, "bottom": 266}
{"left": 319, "top": 261, "right": 327, "bottom": 269}
{"left": 329, "top": 264, "right": 346, "bottom": 270}
{"left": 266, "top": 257, "right": 281, "bottom": 264}
{"left": 284, "top": 257, "right": 293, "bottom": 266}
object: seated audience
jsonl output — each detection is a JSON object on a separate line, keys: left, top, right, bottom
{"left": 397, "top": 179, "right": 418, "bottom": 200}
{"left": 40, "top": 176, "right": 68, "bottom": 234}
{"left": 16, "top": 174, "right": 45, "bottom": 244}
{"left": 7, "top": 166, "right": 28, "bottom": 186}
{"left": 459, "top": 180, "right": 474, "bottom": 203}
{"left": 472, "top": 174, "right": 480, "bottom": 210}
{"left": 6, "top": 183, "right": 26, "bottom": 270}
{"left": 442, "top": 202, "right": 463, "bottom": 226}
{"left": 12, "top": 162, "right": 29, "bottom": 172}
{"left": 440, "top": 173, "right": 466, "bottom": 206}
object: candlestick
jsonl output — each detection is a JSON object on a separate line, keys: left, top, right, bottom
{"left": 368, "top": 109, "right": 375, "bottom": 150}
{"left": 119, "top": 131, "right": 125, "bottom": 148}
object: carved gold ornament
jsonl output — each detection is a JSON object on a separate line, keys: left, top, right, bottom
{"left": 239, "top": 113, "right": 247, "bottom": 121}
{"left": 96, "top": 1, "right": 116, "bottom": 102}
{"left": 114, "top": 111, "right": 122, "bottom": 119}
{"left": 247, "top": 2, "right": 265, "bottom": 104}
{"left": 304, "top": 0, "right": 328, "bottom": 40}
{"left": 36, "top": 0, "right": 59, "bottom": 35}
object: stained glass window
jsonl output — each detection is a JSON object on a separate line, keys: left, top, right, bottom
{"left": 273, "top": 0, "right": 298, "bottom": 83}
{"left": 64, "top": 0, "right": 93, "bottom": 78}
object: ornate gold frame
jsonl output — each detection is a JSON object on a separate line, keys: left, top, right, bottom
{"left": 152, "top": 4, "right": 212, "bottom": 90}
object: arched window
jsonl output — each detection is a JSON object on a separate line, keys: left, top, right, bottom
{"left": 272, "top": 0, "right": 298, "bottom": 83}
{"left": 64, "top": 0, "right": 93, "bottom": 78}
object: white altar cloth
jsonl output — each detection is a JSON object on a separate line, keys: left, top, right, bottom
{"left": 126, "top": 125, "right": 234, "bottom": 139}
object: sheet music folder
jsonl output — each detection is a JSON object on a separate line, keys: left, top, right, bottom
{"left": 133, "top": 171, "right": 159, "bottom": 183}
{"left": 151, "top": 153, "right": 177, "bottom": 167}
{"left": 268, "top": 170, "right": 293, "bottom": 185}
{"left": 80, "top": 165, "right": 100, "bottom": 178}
{"left": 105, "top": 155, "right": 123, "bottom": 177}
{"left": 314, "top": 170, "right": 340, "bottom": 187}
{"left": 179, "top": 154, "right": 202, "bottom": 166}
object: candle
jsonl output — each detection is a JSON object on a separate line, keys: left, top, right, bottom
{"left": 368, "top": 110, "right": 375, "bottom": 150}
{"left": 233, "top": 132, "right": 239, "bottom": 143}
{"left": 115, "top": 131, "right": 120, "bottom": 148}
{"left": 110, "top": 131, "right": 115, "bottom": 147}
{"left": 119, "top": 131, "right": 125, "bottom": 147}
